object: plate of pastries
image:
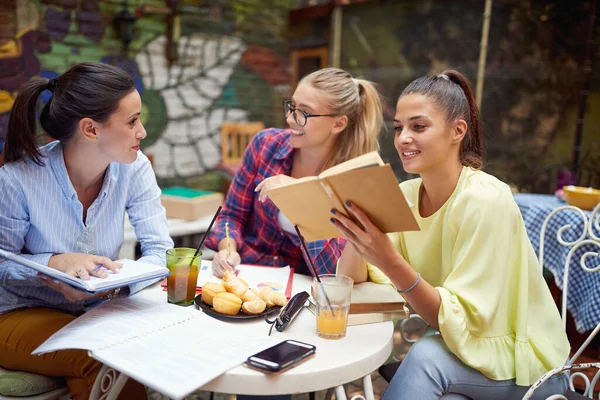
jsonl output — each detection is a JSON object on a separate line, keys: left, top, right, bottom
{"left": 195, "top": 270, "right": 288, "bottom": 320}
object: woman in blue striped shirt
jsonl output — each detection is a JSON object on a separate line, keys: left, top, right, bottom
{"left": 0, "top": 62, "right": 173, "bottom": 399}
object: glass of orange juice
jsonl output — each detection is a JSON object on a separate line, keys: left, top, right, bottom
{"left": 166, "top": 248, "right": 201, "bottom": 306}
{"left": 312, "top": 274, "right": 353, "bottom": 340}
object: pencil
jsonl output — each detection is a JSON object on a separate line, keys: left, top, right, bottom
{"left": 225, "top": 222, "right": 231, "bottom": 256}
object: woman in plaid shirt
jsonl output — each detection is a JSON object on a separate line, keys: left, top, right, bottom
{"left": 207, "top": 67, "right": 384, "bottom": 278}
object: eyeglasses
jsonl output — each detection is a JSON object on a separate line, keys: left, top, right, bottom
{"left": 283, "top": 100, "right": 337, "bottom": 127}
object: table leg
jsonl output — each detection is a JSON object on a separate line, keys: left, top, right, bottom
{"left": 362, "top": 374, "right": 374, "bottom": 400}
{"left": 334, "top": 385, "right": 348, "bottom": 400}
{"left": 333, "top": 375, "right": 373, "bottom": 400}
{"left": 89, "top": 364, "right": 131, "bottom": 400}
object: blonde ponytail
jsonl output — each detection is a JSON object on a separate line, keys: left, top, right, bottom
{"left": 299, "top": 68, "right": 384, "bottom": 171}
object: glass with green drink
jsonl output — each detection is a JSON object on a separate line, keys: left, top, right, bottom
{"left": 166, "top": 247, "right": 201, "bottom": 306}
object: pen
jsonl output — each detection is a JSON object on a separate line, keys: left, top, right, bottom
{"left": 91, "top": 264, "right": 104, "bottom": 273}
{"left": 225, "top": 222, "right": 231, "bottom": 256}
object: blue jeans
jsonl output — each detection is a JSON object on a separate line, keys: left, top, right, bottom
{"left": 383, "top": 336, "right": 568, "bottom": 400}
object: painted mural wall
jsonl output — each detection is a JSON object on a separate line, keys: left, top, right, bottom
{"left": 0, "top": 0, "right": 293, "bottom": 188}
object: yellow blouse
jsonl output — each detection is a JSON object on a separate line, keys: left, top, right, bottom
{"left": 367, "top": 167, "right": 569, "bottom": 385}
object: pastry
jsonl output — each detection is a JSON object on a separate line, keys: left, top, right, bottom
{"left": 252, "top": 287, "right": 274, "bottom": 307}
{"left": 268, "top": 291, "right": 288, "bottom": 307}
{"left": 212, "top": 292, "right": 242, "bottom": 316}
{"left": 241, "top": 299, "right": 267, "bottom": 315}
{"left": 201, "top": 282, "right": 226, "bottom": 306}
{"left": 223, "top": 273, "right": 249, "bottom": 298}
{"left": 241, "top": 289, "right": 259, "bottom": 302}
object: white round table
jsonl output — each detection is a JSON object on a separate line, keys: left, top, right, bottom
{"left": 122, "top": 274, "right": 394, "bottom": 399}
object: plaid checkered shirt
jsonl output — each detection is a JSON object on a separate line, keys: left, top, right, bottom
{"left": 205, "top": 128, "right": 345, "bottom": 276}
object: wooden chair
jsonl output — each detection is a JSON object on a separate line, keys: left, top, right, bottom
{"left": 215, "top": 121, "right": 264, "bottom": 193}
{"left": 522, "top": 202, "right": 600, "bottom": 400}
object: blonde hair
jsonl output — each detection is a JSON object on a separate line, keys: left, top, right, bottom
{"left": 300, "top": 68, "right": 383, "bottom": 171}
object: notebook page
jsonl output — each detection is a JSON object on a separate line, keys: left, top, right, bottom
{"left": 94, "top": 315, "right": 277, "bottom": 399}
{"left": 33, "top": 297, "right": 197, "bottom": 355}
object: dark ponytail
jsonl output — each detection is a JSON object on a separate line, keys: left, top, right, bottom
{"left": 400, "top": 69, "right": 484, "bottom": 169}
{"left": 4, "top": 62, "right": 135, "bottom": 165}
{"left": 5, "top": 78, "right": 49, "bottom": 165}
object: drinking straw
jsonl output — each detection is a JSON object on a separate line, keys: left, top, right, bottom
{"left": 191, "top": 206, "right": 222, "bottom": 262}
{"left": 294, "top": 225, "right": 335, "bottom": 315}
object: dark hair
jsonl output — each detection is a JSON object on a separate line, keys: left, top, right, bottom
{"left": 400, "top": 69, "right": 483, "bottom": 169}
{"left": 4, "top": 62, "right": 135, "bottom": 165}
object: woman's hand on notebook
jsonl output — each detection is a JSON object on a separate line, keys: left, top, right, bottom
{"left": 211, "top": 249, "right": 241, "bottom": 278}
{"left": 255, "top": 175, "right": 296, "bottom": 202}
{"left": 48, "top": 253, "right": 122, "bottom": 280}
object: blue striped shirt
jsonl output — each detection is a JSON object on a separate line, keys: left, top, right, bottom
{"left": 0, "top": 141, "right": 173, "bottom": 314}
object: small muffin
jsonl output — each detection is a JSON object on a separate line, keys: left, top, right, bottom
{"left": 201, "top": 282, "right": 226, "bottom": 306}
{"left": 241, "top": 299, "right": 267, "bottom": 315}
{"left": 212, "top": 292, "right": 242, "bottom": 316}
{"left": 268, "top": 291, "right": 288, "bottom": 307}
{"left": 224, "top": 277, "right": 249, "bottom": 298}
{"left": 252, "top": 287, "right": 275, "bottom": 307}
{"left": 241, "top": 289, "right": 259, "bottom": 302}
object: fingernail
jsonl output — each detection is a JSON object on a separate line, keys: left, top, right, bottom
{"left": 330, "top": 209, "right": 336, "bottom": 215}
{"left": 52, "top": 279, "right": 60, "bottom": 284}
{"left": 330, "top": 218, "right": 335, "bottom": 224}
{"left": 345, "top": 201, "right": 351, "bottom": 207}
{"left": 39, "top": 275, "right": 48, "bottom": 281}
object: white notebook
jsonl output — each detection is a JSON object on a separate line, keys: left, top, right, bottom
{"left": 0, "top": 248, "right": 169, "bottom": 293}
{"left": 33, "top": 297, "right": 277, "bottom": 399}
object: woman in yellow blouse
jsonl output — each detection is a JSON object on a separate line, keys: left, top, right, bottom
{"left": 334, "top": 70, "right": 570, "bottom": 399}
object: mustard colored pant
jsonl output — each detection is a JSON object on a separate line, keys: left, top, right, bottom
{"left": 0, "top": 308, "right": 147, "bottom": 400}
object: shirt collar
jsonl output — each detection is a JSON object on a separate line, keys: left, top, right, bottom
{"left": 48, "top": 141, "right": 117, "bottom": 203}
{"left": 273, "top": 129, "right": 294, "bottom": 160}
{"left": 48, "top": 141, "right": 77, "bottom": 201}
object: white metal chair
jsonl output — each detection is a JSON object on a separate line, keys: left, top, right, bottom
{"left": 523, "top": 202, "right": 600, "bottom": 400}
{"left": 0, "top": 365, "right": 129, "bottom": 400}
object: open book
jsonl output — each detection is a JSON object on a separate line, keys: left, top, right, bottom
{"left": 308, "top": 281, "right": 407, "bottom": 326}
{"left": 33, "top": 297, "right": 276, "bottom": 399}
{"left": 265, "top": 152, "right": 420, "bottom": 242}
{"left": 0, "top": 248, "right": 169, "bottom": 293}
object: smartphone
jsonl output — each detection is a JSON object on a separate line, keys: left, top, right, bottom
{"left": 246, "top": 340, "right": 316, "bottom": 373}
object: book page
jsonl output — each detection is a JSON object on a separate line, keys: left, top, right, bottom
{"left": 351, "top": 282, "right": 404, "bottom": 304}
{"left": 89, "top": 260, "right": 168, "bottom": 291}
{"left": 318, "top": 151, "right": 384, "bottom": 179}
{"left": 235, "top": 265, "right": 291, "bottom": 292}
{"left": 33, "top": 297, "right": 198, "bottom": 355}
{"left": 93, "top": 316, "right": 277, "bottom": 399}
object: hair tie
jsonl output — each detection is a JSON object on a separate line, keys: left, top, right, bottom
{"left": 47, "top": 78, "right": 58, "bottom": 92}
{"left": 437, "top": 74, "right": 450, "bottom": 82}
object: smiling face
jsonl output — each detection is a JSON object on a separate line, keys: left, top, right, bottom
{"left": 95, "top": 90, "right": 146, "bottom": 164}
{"left": 286, "top": 83, "right": 345, "bottom": 152}
{"left": 394, "top": 93, "right": 465, "bottom": 175}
